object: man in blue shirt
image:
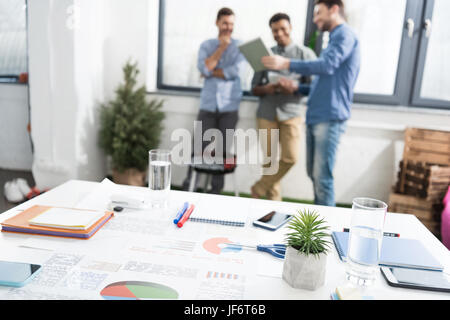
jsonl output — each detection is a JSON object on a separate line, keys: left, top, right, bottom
{"left": 182, "top": 7, "right": 246, "bottom": 194}
{"left": 262, "top": 0, "right": 360, "bottom": 206}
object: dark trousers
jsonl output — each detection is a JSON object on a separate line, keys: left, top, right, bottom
{"left": 182, "top": 109, "right": 239, "bottom": 194}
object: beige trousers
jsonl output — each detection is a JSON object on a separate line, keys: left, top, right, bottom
{"left": 252, "top": 117, "right": 302, "bottom": 201}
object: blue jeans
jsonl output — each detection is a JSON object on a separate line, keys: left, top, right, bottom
{"left": 306, "top": 121, "right": 347, "bottom": 207}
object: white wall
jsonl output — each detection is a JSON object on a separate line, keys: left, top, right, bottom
{"left": 28, "top": 0, "right": 107, "bottom": 189}
{"left": 0, "top": 84, "right": 33, "bottom": 170}
{"left": 27, "top": 0, "right": 149, "bottom": 190}
{"left": 102, "top": 0, "right": 150, "bottom": 97}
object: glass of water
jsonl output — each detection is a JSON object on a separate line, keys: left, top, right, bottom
{"left": 346, "top": 198, "right": 388, "bottom": 286}
{"left": 148, "top": 149, "right": 172, "bottom": 209}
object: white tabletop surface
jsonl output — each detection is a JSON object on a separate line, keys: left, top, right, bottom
{"left": 0, "top": 179, "right": 449, "bottom": 300}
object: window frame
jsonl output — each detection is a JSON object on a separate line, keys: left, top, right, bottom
{"left": 305, "top": 0, "right": 426, "bottom": 107}
{"left": 157, "top": 0, "right": 201, "bottom": 94}
{"left": 411, "top": 0, "right": 450, "bottom": 109}
{"left": 156, "top": 0, "right": 450, "bottom": 110}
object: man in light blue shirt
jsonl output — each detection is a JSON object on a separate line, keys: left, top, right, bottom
{"left": 182, "top": 7, "right": 246, "bottom": 194}
{"left": 262, "top": 0, "right": 360, "bottom": 206}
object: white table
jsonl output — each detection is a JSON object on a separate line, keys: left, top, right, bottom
{"left": 0, "top": 180, "right": 449, "bottom": 300}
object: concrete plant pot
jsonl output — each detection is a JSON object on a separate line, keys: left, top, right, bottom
{"left": 282, "top": 246, "right": 327, "bottom": 291}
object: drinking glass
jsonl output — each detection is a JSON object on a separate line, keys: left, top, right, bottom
{"left": 148, "top": 149, "right": 172, "bottom": 208}
{"left": 345, "top": 198, "right": 388, "bottom": 286}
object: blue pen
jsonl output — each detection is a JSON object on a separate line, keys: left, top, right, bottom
{"left": 174, "top": 202, "right": 189, "bottom": 224}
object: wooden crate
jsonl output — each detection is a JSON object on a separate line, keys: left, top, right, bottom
{"left": 398, "top": 128, "right": 450, "bottom": 195}
{"left": 389, "top": 193, "right": 442, "bottom": 237}
{"left": 395, "top": 160, "right": 450, "bottom": 203}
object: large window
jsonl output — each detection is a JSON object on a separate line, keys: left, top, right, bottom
{"left": 419, "top": 1, "right": 450, "bottom": 101}
{"left": 345, "top": 0, "right": 407, "bottom": 96}
{"left": 157, "top": 0, "right": 450, "bottom": 110}
{"left": 158, "top": 0, "right": 309, "bottom": 92}
{"left": 0, "top": 0, "right": 28, "bottom": 83}
{"left": 412, "top": 0, "right": 450, "bottom": 108}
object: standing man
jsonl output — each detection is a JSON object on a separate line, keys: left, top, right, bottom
{"left": 182, "top": 7, "right": 246, "bottom": 194}
{"left": 251, "top": 13, "right": 316, "bottom": 201}
{"left": 261, "top": 0, "right": 360, "bottom": 206}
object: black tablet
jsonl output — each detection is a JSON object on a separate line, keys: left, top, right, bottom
{"left": 381, "top": 267, "right": 450, "bottom": 293}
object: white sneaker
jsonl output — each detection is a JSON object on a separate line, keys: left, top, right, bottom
{"left": 15, "top": 178, "right": 32, "bottom": 198}
{"left": 3, "top": 180, "right": 25, "bottom": 203}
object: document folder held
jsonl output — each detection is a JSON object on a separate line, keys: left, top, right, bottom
{"left": 238, "top": 37, "right": 273, "bottom": 72}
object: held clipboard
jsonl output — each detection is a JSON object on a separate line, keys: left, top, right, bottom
{"left": 238, "top": 37, "right": 273, "bottom": 72}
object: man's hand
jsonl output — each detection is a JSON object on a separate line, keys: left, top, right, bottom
{"left": 205, "top": 37, "right": 231, "bottom": 71}
{"left": 265, "top": 83, "right": 279, "bottom": 95}
{"left": 212, "top": 68, "right": 225, "bottom": 79}
{"left": 277, "top": 77, "right": 299, "bottom": 95}
{"left": 261, "top": 55, "right": 290, "bottom": 71}
{"left": 219, "top": 35, "right": 231, "bottom": 49}
{"left": 252, "top": 83, "right": 279, "bottom": 96}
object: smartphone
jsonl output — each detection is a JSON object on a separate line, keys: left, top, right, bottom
{"left": 0, "top": 261, "right": 42, "bottom": 287}
{"left": 381, "top": 267, "right": 450, "bottom": 293}
{"left": 253, "top": 211, "right": 293, "bottom": 231}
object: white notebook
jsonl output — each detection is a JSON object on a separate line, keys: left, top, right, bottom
{"left": 29, "top": 208, "right": 105, "bottom": 230}
{"left": 189, "top": 197, "right": 248, "bottom": 227}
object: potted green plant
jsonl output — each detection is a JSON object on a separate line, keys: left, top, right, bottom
{"left": 99, "top": 61, "right": 165, "bottom": 186}
{"left": 282, "top": 208, "right": 331, "bottom": 291}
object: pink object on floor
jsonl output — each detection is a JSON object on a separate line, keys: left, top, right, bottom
{"left": 442, "top": 186, "right": 450, "bottom": 250}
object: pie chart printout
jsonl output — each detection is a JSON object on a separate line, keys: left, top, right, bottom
{"left": 203, "top": 237, "right": 242, "bottom": 255}
{"left": 100, "top": 281, "right": 179, "bottom": 300}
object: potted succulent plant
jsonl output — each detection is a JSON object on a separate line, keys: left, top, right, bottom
{"left": 98, "top": 61, "right": 165, "bottom": 186}
{"left": 282, "top": 208, "right": 331, "bottom": 291}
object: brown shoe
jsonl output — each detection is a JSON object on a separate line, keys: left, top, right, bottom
{"left": 251, "top": 185, "right": 264, "bottom": 199}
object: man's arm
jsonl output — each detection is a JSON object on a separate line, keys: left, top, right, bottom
{"left": 289, "top": 31, "right": 357, "bottom": 76}
{"left": 261, "top": 30, "right": 357, "bottom": 76}
{"left": 205, "top": 40, "right": 229, "bottom": 71}
{"left": 198, "top": 38, "right": 230, "bottom": 78}
{"left": 221, "top": 45, "right": 246, "bottom": 81}
{"left": 252, "top": 83, "right": 278, "bottom": 96}
{"left": 198, "top": 42, "right": 213, "bottom": 77}
{"left": 251, "top": 71, "right": 277, "bottom": 96}
{"left": 277, "top": 77, "right": 298, "bottom": 95}
{"left": 212, "top": 69, "right": 226, "bottom": 79}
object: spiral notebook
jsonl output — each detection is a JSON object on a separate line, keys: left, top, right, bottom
{"left": 188, "top": 196, "right": 248, "bottom": 227}
{"left": 331, "top": 231, "right": 443, "bottom": 271}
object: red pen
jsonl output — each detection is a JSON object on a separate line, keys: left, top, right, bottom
{"left": 177, "top": 204, "right": 195, "bottom": 228}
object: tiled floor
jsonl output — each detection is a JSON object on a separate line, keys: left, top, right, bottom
{"left": 0, "top": 169, "right": 35, "bottom": 213}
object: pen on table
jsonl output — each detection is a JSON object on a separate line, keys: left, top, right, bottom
{"left": 173, "top": 202, "right": 189, "bottom": 224}
{"left": 177, "top": 204, "right": 195, "bottom": 228}
{"left": 343, "top": 228, "right": 400, "bottom": 238}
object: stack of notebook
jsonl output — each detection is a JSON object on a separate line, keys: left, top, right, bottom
{"left": 1, "top": 205, "right": 114, "bottom": 239}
